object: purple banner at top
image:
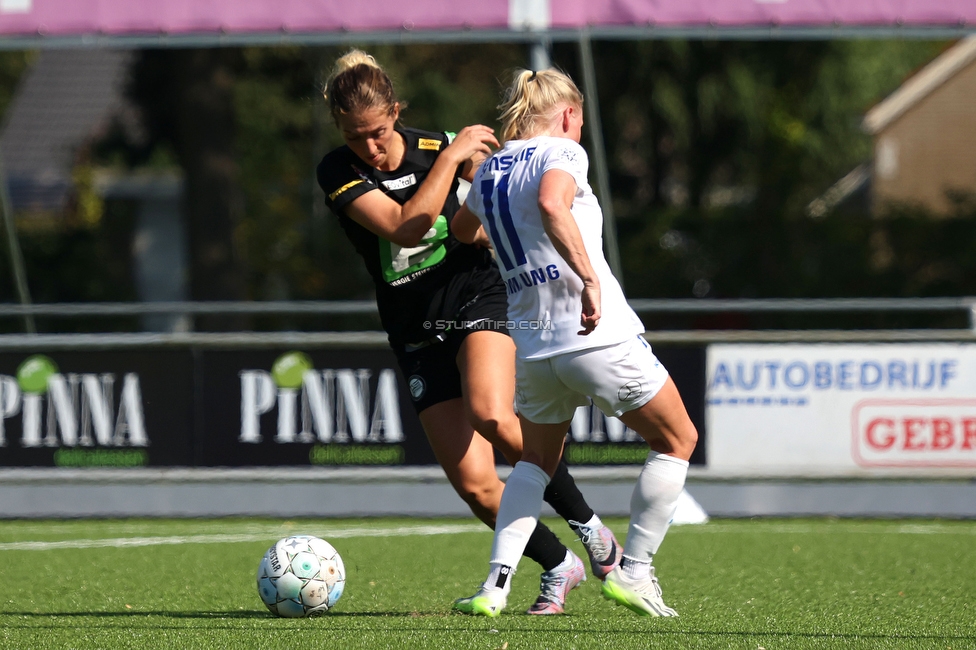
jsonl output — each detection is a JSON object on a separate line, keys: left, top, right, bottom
{"left": 552, "top": 0, "right": 976, "bottom": 29}
{"left": 0, "top": 0, "right": 510, "bottom": 37}
{"left": 0, "top": 0, "right": 973, "bottom": 38}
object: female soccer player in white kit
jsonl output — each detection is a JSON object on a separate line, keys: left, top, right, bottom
{"left": 450, "top": 68, "right": 698, "bottom": 617}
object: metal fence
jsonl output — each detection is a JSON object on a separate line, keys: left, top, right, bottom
{"left": 0, "top": 297, "right": 974, "bottom": 348}
{"left": 1, "top": 298, "right": 973, "bottom": 519}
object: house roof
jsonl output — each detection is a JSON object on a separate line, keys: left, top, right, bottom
{"left": 863, "top": 35, "right": 976, "bottom": 135}
{"left": 0, "top": 48, "right": 131, "bottom": 210}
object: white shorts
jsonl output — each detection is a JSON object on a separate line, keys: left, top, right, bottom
{"left": 515, "top": 335, "right": 669, "bottom": 424}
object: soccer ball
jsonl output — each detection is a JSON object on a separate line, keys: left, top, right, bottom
{"left": 257, "top": 535, "right": 346, "bottom": 617}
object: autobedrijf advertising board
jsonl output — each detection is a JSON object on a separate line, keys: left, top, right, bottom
{"left": 706, "top": 343, "right": 976, "bottom": 476}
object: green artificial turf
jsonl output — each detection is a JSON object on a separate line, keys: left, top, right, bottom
{"left": 0, "top": 517, "right": 973, "bottom": 649}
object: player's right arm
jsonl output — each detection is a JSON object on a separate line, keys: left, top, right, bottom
{"left": 538, "top": 168, "right": 601, "bottom": 335}
{"left": 344, "top": 125, "right": 498, "bottom": 248}
{"left": 451, "top": 204, "right": 490, "bottom": 247}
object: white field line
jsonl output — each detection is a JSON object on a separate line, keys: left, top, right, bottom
{"left": 672, "top": 522, "right": 976, "bottom": 536}
{"left": 0, "top": 523, "right": 488, "bottom": 552}
{"left": 4, "top": 521, "right": 975, "bottom": 552}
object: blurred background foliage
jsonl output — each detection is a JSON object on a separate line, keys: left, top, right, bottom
{"left": 2, "top": 40, "right": 974, "bottom": 330}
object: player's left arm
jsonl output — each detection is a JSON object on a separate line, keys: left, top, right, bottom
{"left": 459, "top": 151, "right": 489, "bottom": 182}
{"left": 538, "top": 168, "right": 601, "bottom": 335}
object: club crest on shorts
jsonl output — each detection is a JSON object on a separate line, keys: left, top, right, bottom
{"left": 407, "top": 375, "right": 426, "bottom": 401}
{"left": 617, "top": 381, "right": 643, "bottom": 402}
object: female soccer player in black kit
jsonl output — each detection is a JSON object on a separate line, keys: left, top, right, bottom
{"left": 316, "top": 50, "right": 621, "bottom": 615}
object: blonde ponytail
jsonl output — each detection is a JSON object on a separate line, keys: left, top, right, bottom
{"left": 498, "top": 68, "right": 583, "bottom": 141}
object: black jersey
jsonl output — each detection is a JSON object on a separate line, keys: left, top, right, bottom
{"left": 316, "top": 127, "right": 500, "bottom": 345}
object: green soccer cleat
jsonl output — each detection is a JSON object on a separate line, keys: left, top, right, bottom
{"left": 452, "top": 586, "right": 507, "bottom": 617}
{"left": 602, "top": 566, "right": 678, "bottom": 617}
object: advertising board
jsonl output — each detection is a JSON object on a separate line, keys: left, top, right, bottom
{"left": 0, "top": 344, "right": 705, "bottom": 468}
{"left": 0, "top": 351, "right": 194, "bottom": 467}
{"left": 196, "top": 349, "right": 431, "bottom": 467}
{"left": 706, "top": 343, "right": 976, "bottom": 475}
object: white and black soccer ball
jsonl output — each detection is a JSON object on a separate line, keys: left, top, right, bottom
{"left": 257, "top": 535, "right": 346, "bottom": 618}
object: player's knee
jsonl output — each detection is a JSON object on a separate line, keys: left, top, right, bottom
{"left": 468, "top": 411, "right": 502, "bottom": 438}
{"left": 469, "top": 407, "right": 521, "bottom": 452}
{"left": 454, "top": 478, "right": 501, "bottom": 511}
{"left": 673, "top": 422, "right": 698, "bottom": 460}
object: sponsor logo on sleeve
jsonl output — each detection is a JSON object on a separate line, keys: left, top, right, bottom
{"left": 418, "top": 138, "right": 442, "bottom": 151}
{"left": 555, "top": 146, "right": 579, "bottom": 163}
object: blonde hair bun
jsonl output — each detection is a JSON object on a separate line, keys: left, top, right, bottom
{"left": 323, "top": 49, "right": 403, "bottom": 121}
{"left": 332, "top": 49, "right": 380, "bottom": 76}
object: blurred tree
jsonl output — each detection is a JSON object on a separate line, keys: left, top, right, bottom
{"left": 0, "top": 50, "right": 37, "bottom": 313}
{"left": 107, "top": 43, "right": 527, "bottom": 313}
{"left": 0, "top": 50, "right": 33, "bottom": 121}
{"left": 76, "top": 37, "right": 973, "bottom": 330}
{"left": 129, "top": 49, "right": 248, "bottom": 311}
{"left": 547, "top": 39, "right": 950, "bottom": 301}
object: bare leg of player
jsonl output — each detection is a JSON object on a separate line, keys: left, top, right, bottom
{"left": 458, "top": 330, "right": 622, "bottom": 595}
{"left": 451, "top": 416, "right": 573, "bottom": 616}
{"left": 602, "top": 376, "right": 698, "bottom": 617}
{"left": 418, "top": 399, "right": 503, "bottom": 527}
{"left": 419, "top": 399, "right": 580, "bottom": 615}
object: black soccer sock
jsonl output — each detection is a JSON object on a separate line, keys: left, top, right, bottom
{"left": 522, "top": 521, "right": 568, "bottom": 572}
{"left": 543, "top": 457, "right": 595, "bottom": 525}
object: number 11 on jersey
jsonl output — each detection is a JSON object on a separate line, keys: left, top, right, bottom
{"left": 480, "top": 175, "right": 526, "bottom": 272}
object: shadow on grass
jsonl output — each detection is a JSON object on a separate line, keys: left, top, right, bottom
{"left": 480, "top": 628, "right": 976, "bottom": 643}
{"left": 0, "top": 610, "right": 417, "bottom": 619}
{"left": 3, "top": 612, "right": 974, "bottom": 642}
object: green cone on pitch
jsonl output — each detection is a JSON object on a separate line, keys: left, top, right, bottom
{"left": 271, "top": 351, "right": 313, "bottom": 389}
{"left": 16, "top": 354, "right": 59, "bottom": 394}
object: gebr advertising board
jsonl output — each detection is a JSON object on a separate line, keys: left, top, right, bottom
{"left": 706, "top": 343, "right": 976, "bottom": 476}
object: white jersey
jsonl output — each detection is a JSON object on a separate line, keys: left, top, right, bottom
{"left": 466, "top": 136, "right": 645, "bottom": 360}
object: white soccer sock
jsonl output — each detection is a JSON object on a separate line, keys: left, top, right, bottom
{"left": 518, "top": 549, "right": 573, "bottom": 582}
{"left": 624, "top": 451, "right": 689, "bottom": 562}
{"left": 552, "top": 549, "right": 574, "bottom": 571}
{"left": 485, "top": 562, "right": 515, "bottom": 591}
{"left": 486, "top": 461, "right": 550, "bottom": 589}
{"left": 620, "top": 556, "right": 651, "bottom": 581}
{"left": 576, "top": 514, "right": 603, "bottom": 531}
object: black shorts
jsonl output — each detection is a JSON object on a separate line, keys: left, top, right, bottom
{"left": 391, "top": 284, "right": 509, "bottom": 414}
